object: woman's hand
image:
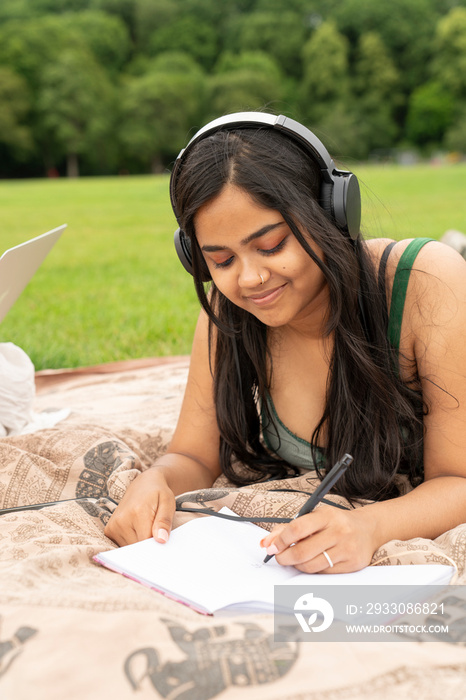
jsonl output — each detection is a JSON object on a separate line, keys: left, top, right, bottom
{"left": 260, "top": 505, "right": 378, "bottom": 573}
{"left": 104, "top": 468, "right": 176, "bottom": 547}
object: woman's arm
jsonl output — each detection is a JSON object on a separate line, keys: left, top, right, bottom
{"left": 105, "top": 310, "right": 222, "bottom": 546}
{"left": 261, "top": 241, "right": 466, "bottom": 572}
{"left": 366, "top": 239, "right": 466, "bottom": 541}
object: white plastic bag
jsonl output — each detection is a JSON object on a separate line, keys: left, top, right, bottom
{"left": 0, "top": 342, "right": 35, "bottom": 436}
{"left": 441, "top": 229, "right": 466, "bottom": 259}
{"left": 0, "top": 343, "right": 70, "bottom": 437}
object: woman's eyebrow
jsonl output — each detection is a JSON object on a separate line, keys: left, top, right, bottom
{"left": 201, "top": 221, "right": 285, "bottom": 252}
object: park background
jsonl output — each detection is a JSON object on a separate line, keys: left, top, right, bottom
{"left": 1, "top": 0, "right": 466, "bottom": 369}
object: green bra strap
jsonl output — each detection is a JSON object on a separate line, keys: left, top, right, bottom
{"left": 387, "top": 237, "right": 434, "bottom": 351}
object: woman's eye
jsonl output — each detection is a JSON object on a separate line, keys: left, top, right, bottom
{"left": 212, "top": 256, "right": 234, "bottom": 269}
{"left": 260, "top": 237, "right": 287, "bottom": 256}
{"left": 210, "top": 236, "right": 287, "bottom": 269}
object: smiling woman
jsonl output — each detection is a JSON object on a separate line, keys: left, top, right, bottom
{"left": 105, "top": 112, "right": 466, "bottom": 580}
{"left": 194, "top": 184, "right": 328, "bottom": 330}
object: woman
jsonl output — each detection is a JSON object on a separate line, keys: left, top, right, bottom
{"left": 105, "top": 112, "right": 466, "bottom": 574}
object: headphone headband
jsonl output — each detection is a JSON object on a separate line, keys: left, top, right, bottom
{"left": 170, "top": 112, "right": 361, "bottom": 277}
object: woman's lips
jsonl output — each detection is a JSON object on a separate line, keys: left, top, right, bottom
{"left": 246, "top": 283, "right": 287, "bottom": 307}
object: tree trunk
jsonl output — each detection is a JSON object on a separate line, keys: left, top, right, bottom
{"left": 67, "top": 153, "right": 79, "bottom": 178}
{"left": 151, "top": 154, "right": 163, "bottom": 174}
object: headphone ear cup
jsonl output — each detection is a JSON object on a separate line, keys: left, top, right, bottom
{"left": 174, "top": 228, "right": 194, "bottom": 275}
{"left": 333, "top": 175, "right": 361, "bottom": 240}
{"left": 321, "top": 174, "right": 361, "bottom": 240}
{"left": 174, "top": 228, "right": 212, "bottom": 281}
{"left": 342, "top": 174, "right": 361, "bottom": 241}
{"left": 320, "top": 181, "right": 334, "bottom": 222}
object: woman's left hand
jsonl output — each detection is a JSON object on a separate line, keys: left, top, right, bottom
{"left": 260, "top": 504, "right": 378, "bottom": 574}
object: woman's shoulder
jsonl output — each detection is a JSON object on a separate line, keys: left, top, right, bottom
{"left": 365, "top": 236, "right": 466, "bottom": 281}
{"left": 365, "top": 237, "right": 466, "bottom": 348}
{"left": 382, "top": 238, "right": 466, "bottom": 352}
{"left": 403, "top": 238, "right": 466, "bottom": 323}
{"left": 364, "top": 236, "right": 432, "bottom": 262}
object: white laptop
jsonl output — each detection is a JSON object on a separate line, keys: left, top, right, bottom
{"left": 0, "top": 224, "right": 67, "bottom": 323}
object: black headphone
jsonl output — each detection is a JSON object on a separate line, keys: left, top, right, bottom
{"left": 170, "top": 112, "right": 361, "bottom": 277}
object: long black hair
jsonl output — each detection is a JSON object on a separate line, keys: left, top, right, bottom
{"left": 173, "top": 125, "right": 425, "bottom": 502}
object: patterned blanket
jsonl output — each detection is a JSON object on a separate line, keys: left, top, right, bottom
{"left": 1, "top": 359, "right": 466, "bottom": 700}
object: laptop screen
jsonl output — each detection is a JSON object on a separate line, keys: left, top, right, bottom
{"left": 0, "top": 224, "right": 67, "bottom": 323}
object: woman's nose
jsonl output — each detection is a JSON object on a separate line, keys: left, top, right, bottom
{"left": 238, "top": 260, "right": 264, "bottom": 288}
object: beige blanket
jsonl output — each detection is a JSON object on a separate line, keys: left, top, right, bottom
{"left": 1, "top": 359, "right": 466, "bottom": 700}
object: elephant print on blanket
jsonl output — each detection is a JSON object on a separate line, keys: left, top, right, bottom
{"left": 124, "top": 619, "right": 299, "bottom": 699}
{"left": 0, "top": 620, "right": 37, "bottom": 679}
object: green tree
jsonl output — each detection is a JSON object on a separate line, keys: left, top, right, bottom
{"left": 119, "top": 53, "right": 206, "bottom": 172}
{"left": 210, "top": 50, "right": 286, "bottom": 117}
{"left": 92, "top": 0, "right": 138, "bottom": 40}
{"left": 27, "top": 0, "right": 93, "bottom": 12}
{"left": 215, "top": 51, "right": 282, "bottom": 82}
{"left": 352, "top": 32, "right": 400, "bottom": 155}
{"left": 228, "top": 11, "right": 308, "bottom": 79}
{"left": 406, "top": 81, "right": 454, "bottom": 147}
{"left": 208, "top": 70, "right": 284, "bottom": 119}
{"left": 0, "top": 17, "right": 86, "bottom": 93}
{"left": 255, "top": 0, "right": 313, "bottom": 11}
{"left": 0, "top": 0, "right": 38, "bottom": 21}
{"left": 353, "top": 32, "right": 399, "bottom": 102}
{"left": 444, "top": 103, "right": 466, "bottom": 153}
{"left": 59, "top": 10, "right": 131, "bottom": 73}
{"left": 36, "top": 47, "right": 116, "bottom": 176}
{"left": 300, "top": 21, "right": 350, "bottom": 124}
{"left": 2, "top": 0, "right": 462, "bottom": 176}
{"left": 132, "top": 0, "right": 178, "bottom": 53}
{"left": 0, "top": 16, "right": 91, "bottom": 173}
{"left": 0, "top": 0, "right": 91, "bottom": 20}
{"left": 0, "top": 67, "right": 32, "bottom": 156}
{"left": 431, "top": 7, "right": 466, "bottom": 99}
{"left": 148, "top": 14, "right": 219, "bottom": 69}
{"left": 312, "top": 105, "right": 364, "bottom": 160}
{"left": 334, "top": 0, "right": 438, "bottom": 91}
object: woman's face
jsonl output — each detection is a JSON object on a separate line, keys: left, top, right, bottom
{"left": 194, "top": 184, "right": 330, "bottom": 334}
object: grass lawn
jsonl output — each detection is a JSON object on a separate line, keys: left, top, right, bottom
{"left": 1, "top": 162, "right": 465, "bottom": 370}
{"left": 357, "top": 162, "right": 466, "bottom": 240}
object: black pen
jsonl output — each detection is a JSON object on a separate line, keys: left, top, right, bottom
{"left": 263, "top": 453, "right": 353, "bottom": 563}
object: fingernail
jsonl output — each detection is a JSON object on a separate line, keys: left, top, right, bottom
{"left": 266, "top": 543, "right": 278, "bottom": 556}
{"left": 157, "top": 528, "right": 169, "bottom": 543}
{"left": 260, "top": 537, "right": 268, "bottom": 548}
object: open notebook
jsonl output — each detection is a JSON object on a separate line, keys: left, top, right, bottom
{"left": 94, "top": 508, "right": 455, "bottom": 616}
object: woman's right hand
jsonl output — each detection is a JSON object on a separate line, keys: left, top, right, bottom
{"left": 104, "top": 310, "right": 222, "bottom": 548}
{"left": 104, "top": 467, "right": 176, "bottom": 547}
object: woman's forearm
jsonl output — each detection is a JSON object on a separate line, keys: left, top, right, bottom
{"left": 150, "top": 451, "right": 220, "bottom": 496}
{"left": 358, "top": 475, "right": 466, "bottom": 549}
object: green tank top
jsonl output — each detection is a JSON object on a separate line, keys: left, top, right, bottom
{"left": 261, "top": 237, "right": 434, "bottom": 470}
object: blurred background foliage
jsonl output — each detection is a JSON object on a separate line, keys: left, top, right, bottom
{"left": 1, "top": 0, "right": 466, "bottom": 178}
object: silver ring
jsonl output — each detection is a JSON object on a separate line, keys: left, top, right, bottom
{"left": 259, "top": 274, "right": 264, "bottom": 285}
{"left": 322, "top": 550, "right": 334, "bottom": 568}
